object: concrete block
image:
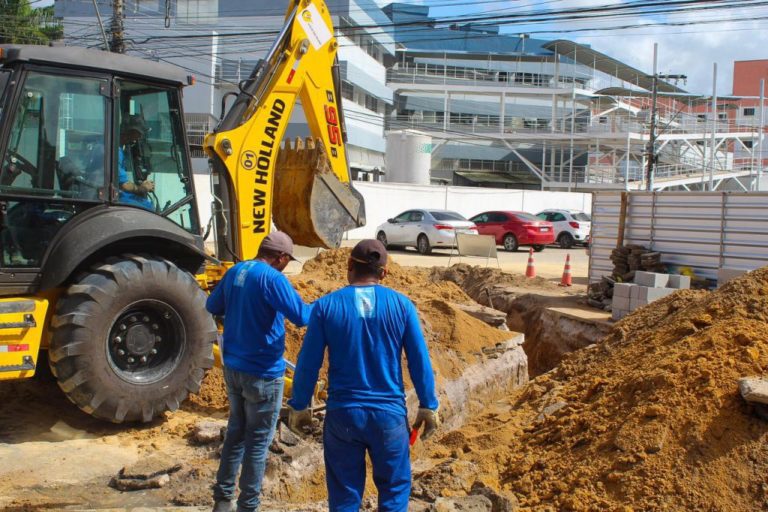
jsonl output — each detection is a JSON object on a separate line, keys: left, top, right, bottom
{"left": 637, "top": 286, "right": 675, "bottom": 303}
{"left": 630, "top": 285, "right": 641, "bottom": 300}
{"left": 614, "top": 283, "right": 636, "bottom": 298}
{"left": 629, "top": 296, "right": 641, "bottom": 311}
{"left": 635, "top": 271, "right": 669, "bottom": 288}
{"left": 611, "top": 295, "right": 630, "bottom": 311}
{"left": 739, "top": 377, "right": 768, "bottom": 405}
{"left": 718, "top": 268, "right": 748, "bottom": 287}
{"left": 667, "top": 274, "right": 691, "bottom": 290}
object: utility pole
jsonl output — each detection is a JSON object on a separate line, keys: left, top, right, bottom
{"left": 110, "top": 0, "right": 125, "bottom": 53}
{"left": 645, "top": 43, "right": 686, "bottom": 191}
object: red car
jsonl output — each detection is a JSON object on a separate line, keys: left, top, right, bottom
{"left": 469, "top": 211, "right": 555, "bottom": 252}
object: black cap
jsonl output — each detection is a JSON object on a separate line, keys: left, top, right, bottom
{"left": 121, "top": 114, "right": 149, "bottom": 136}
{"left": 351, "top": 239, "right": 388, "bottom": 269}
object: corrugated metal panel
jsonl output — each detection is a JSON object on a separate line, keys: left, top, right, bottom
{"left": 589, "top": 192, "right": 768, "bottom": 284}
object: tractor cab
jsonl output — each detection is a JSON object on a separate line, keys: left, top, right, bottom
{"left": 0, "top": 45, "right": 202, "bottom": 293}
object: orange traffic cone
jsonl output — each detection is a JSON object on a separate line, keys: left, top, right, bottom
{"left": 525, "top": 247, "right": 536, "bottom": 278}
{"left": 559, "top": 254, "right": 572, "bottom": 287}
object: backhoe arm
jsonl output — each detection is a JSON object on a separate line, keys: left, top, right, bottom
{"left": 204, "top": 0, "right": 365, "bottom": 258}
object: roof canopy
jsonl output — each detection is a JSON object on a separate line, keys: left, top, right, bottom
{"left": 543, "top": 40, "right": 687, "bottom": 94}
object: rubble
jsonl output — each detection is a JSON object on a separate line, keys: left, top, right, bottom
{"left": 191, "top": 419, "right": 227, "bottom": 444}
{"left": 110, "top": 455, "right": 183, "bottom": 491}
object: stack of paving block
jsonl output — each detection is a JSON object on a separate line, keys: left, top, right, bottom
{"left": 611, "top": 270, "right": 691, "bottom": 321}
{"left": 610, "top": 245, "right": 666, "bottom": 282}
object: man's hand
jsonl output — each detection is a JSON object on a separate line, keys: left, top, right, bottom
{"left": 139, "top": 179, "right": 155, "bottom": 194}
{"left": 287, "top": 406, "right": 312, "bottom": 436}
{"left": 412, "top": 407, "right": 440, "bottom": 440}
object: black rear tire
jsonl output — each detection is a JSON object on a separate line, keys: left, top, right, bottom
{"left": 417, "top": 234, "right": 432, "bottom": 255}
{"left": 558, "top": 232, "right": 575, "bottom": 249}
{"left": 503, "top": 234, "right": 518, "bottom": 252}
{"left": 532, "top": 244, "right": 545, "bottom": 252}
{"left": 49, "top": 254, "right": 216, "bottom": 423}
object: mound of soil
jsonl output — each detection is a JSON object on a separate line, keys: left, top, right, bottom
{"left": 192, "top": 249, "right": 512, "bottom": 407}
{"left": 419, "top": 267, "right": 768, "bottom": 510}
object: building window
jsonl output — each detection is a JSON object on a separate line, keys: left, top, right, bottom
{"left": 744, "top": 140, "right": 754, "bottom": 148}
{"left": 744, "top": 107, "right": 756, "bottom": 116}
{"left": 718, "top": 113, "right": 727, "bottom": 120}
{"left": 341, "top": 81, "right": 354, "bottom": 101}
{"left": 365, "top": 94, "right": 378, "bottom": 113}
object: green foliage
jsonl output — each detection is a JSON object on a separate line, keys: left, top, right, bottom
{"left": 0, "top": 0, "right": 63, "bottom": 45}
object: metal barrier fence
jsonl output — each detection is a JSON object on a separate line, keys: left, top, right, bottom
{"left": 589, "top": 191, "right": 768, "bottom": 283}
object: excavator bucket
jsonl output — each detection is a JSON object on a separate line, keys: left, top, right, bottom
{"left": 273, "top": 138, "right": 365, "bottom": 248}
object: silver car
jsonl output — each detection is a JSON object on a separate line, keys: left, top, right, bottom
{"left": 375, "top": 209, "right": 478, "bottom": 254}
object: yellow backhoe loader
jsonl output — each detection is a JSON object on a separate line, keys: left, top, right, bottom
{"left": 0, "top": 0, "right": 363, "bottom": 422}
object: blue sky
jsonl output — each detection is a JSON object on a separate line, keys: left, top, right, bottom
{"left": 393, "top": 0, "right": 768, "bottom": 95}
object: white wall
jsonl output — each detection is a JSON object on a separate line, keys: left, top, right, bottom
{"left": 346, "top": 182, "right": 592, "bottom": 239}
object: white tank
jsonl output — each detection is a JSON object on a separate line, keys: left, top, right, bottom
{"left": 385, "top": 130, "right": 432, "bottom": 185}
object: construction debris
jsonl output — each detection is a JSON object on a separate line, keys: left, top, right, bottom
{"left": 110, "top": 455, "right": 183, "bottom": 491}
{"left": 739, "top": 377, "right": 768, "bottom": 405}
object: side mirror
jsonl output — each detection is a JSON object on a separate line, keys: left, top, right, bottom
{"left": 387, "top": 218, "right": 396, "bottom": 224}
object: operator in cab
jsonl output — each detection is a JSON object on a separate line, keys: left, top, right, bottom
{"left": 118, "top": 115, "right": 155, "bottom": 210}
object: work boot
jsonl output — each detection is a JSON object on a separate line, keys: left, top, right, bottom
{"left": 212, "top": 499, "right": 236, "bottom": 512}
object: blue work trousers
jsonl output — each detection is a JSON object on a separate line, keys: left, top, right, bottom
{"left": 323, "top": 407, "right": 411, "bottom": 512}
{"left": 213, "top": 367, "right": 284, "bottom": 511}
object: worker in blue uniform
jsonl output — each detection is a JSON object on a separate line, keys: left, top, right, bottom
{"left": 117, "top": 115, "right": 154, "bottom": 210}
{"left": 206, "top": 231, "right": 312, "bottom": 512}
{"left": 288, "top": 239, "right": 440, "bottom": 512}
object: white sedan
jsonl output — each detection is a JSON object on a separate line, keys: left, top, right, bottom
{"left": 375, "top": 209, "right": 478, "bottom": 254}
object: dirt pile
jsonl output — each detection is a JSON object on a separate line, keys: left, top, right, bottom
{"left": 419, "top": 267, "right": 768, "bottom": 510}
{"left": 193, "top": 249, "right": 512, "bottom": 407}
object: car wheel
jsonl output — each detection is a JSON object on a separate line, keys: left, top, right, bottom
{"left": 533, "top": 244, "right": 545, "bottom": 252}
{"left": 558, "top": 232, "right": 575, "bottom": 249}
{"left": 377, "top": 231, "right": 388, "bottom": 248}
{"left": 503, "top": 234, "right": 518, "bottom": 252}
{"left": 417, "top": 234, "right": 432, "bottom": 255}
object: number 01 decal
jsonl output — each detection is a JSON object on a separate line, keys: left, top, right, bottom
{"left": 325, "top": 105, "right": 341, "bottom": 146}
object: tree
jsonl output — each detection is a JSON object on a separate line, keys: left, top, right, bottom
{"left": 0, "top": 0, "right": 62, "bottom": 45}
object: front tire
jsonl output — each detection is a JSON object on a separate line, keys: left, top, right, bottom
{"left": 49, "top": 254, "right": 216, "bottom": 423}
{"left": 503, "top": 234, "right": 518, "bottom": 252}
{"left": 417, "top": 234, "right": 432, "bottom": 255}
{"left": 377, "top": 231, "right": 388, "bottom": 248}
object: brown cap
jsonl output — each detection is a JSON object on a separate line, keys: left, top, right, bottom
{"left": 260, "top": 231, "right": 298, "bottom": 261}
{"left": 351, "top": 239, "right": 388, "bottom": 269}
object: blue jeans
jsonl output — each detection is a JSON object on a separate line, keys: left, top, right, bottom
{"left": 323, "top": 407, "right": 411, "bottom": 512}
{"left": 213, "top": 367, "right": 284, "bottom": 511}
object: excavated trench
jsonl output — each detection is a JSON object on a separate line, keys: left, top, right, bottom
{"left": 431, "top": 265, "right": 612, "bottom": 376}
{"left": 261, "top": 332, "right": 529, "bottom": 504}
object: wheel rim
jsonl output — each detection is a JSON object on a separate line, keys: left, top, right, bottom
{"left": 504, "top": 236, "right": 515, "bottom": 251}
{"left": 560, "top": 234, "right": 572, "bottom": 247}
{"left": 106, "top": 299, "right": 186, "bottom": 385}
{"left": 418, "top": 236, "right": 428, "bottom": 252}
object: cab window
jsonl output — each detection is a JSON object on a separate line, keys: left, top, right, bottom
{"left": 0, "top": 72, "right": 107, "bottom": 199}
{"left": 116, "top": 79, "right": 198, "bottom": 233}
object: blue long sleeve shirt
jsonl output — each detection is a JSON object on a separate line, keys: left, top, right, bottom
{"left": 206, "top": 260, "right": 311, "bottom": 378}
{"left": 288, "top": 284, "right": 439, "bottom": 415}
{"left": 117, "top": 148, "right": 153, "bottom": 210}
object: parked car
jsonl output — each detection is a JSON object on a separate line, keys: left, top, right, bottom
{"left": 535, "top": 209, "right": 592, "bottom": 249}
{"left": 468, "top": 211, "right": 554, "bottom": 252}
{"left": 375, "top": 209, "right": 478, "bottom": 254}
